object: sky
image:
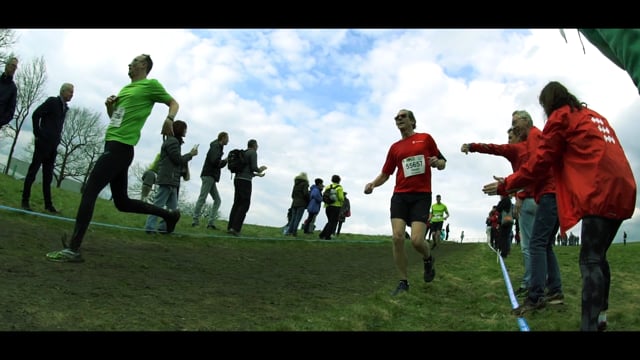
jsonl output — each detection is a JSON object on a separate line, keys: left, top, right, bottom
{"left": 2, "top": 28, "right": 639, "bottom": 243}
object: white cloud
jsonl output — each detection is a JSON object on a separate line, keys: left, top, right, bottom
{"left": 4, "top": 28, "right": 639, "bottom": 242}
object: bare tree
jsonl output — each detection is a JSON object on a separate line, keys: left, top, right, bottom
{"left": 0, "top": 29, "right": 18, "bottom": 62}
{"left": 129, "top": 161, "right": 152, "bottom": 201}
{"left": 2, "top": 56, "right": 47, "bottom": 174}
{"left": 55, "top": 107, "right": 105, "bottom": 187}
{"left": 129, "top": 158, "right": 194, "bottom": 213}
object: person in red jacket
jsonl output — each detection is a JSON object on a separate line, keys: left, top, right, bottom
{"left": 483, "top": 81, "right": 637, "bottom": 331}
{"left": 462, "top": 121, "right": 536, "bottom": 297}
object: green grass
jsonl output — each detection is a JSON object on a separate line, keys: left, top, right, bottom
{"left": 1, "top": 173, "right": 639, "bottom": 331}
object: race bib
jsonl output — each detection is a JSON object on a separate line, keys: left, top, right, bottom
{"left": 402, "top": 154, "right": 425, "bottom": 177}
{"left": 109, "top": 107, "right": 125, "bottom": 128}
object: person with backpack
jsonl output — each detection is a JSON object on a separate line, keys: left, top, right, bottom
{"left": 227, "top": 139, "right": 267, "bottom": 236}
{"left": 318, "top": 174, "right": 344, "bottom": 240}
{"left": 302, "top": 178, "right": 324, "bottom": 234}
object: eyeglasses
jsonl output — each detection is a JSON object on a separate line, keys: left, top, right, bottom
{"left": 394, "top": 113, "right": 408, "bottom": 121}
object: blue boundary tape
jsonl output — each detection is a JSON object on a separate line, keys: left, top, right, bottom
{"left": 0, "top": 204, "right": 386, "bottom": 244}
{"left": 487, "top": 240, "right": 531, "bottom": 332}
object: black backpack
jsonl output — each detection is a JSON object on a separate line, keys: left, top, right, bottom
{"left": 322, "top": 185, "right": 338, "bottom": 205}
{"left": 227, "top": 149, "right": 246, "bottom": 173}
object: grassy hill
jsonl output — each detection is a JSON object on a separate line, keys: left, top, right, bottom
{"left": 1, "top": 173, "right": 639, "bottom": 331}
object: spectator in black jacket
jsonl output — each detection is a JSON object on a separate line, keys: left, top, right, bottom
{"left": 227, "top": 139, "right": 267, "bottom": 236}
{"left": 192, "top": 131, "right": 229, "bottom": 230}
{"left": 0, "top": 56, "right": 18, "bottom": 129}
{"left": 496, "top": 194, "right": 514, "bottom": 258}
{"left": 21, "top": 83, "right": 74, "bottom": 213}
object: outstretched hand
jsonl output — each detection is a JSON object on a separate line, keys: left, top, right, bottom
{"left": 482, "top": 175, "right": 504, "bottom": 196}
{"left": 461, "top": 143, "right": 470, "bottom": 154}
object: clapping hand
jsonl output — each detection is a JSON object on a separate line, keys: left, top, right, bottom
{"left": 482, "top": 176, "right": 504, "bottom": 196}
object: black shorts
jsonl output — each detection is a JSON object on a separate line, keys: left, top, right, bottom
{"left": 390, "top": 192, "right": 431, "bottom": 225}
{"left": 430, "top": 221, "right": 444, "bottom": 232}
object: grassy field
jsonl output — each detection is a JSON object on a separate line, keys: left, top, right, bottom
{"left": 1, "top": 173, "right": 639, "bottom": 332}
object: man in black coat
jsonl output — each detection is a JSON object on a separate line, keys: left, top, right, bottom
{"left": 192, "top": 131, "right": 229, "bottom": 229}
{"left": 21, "top": 83, "right": 74, "bottom": 212}
{"left": 0, "top": 56, "right": 18, "bottom": 128}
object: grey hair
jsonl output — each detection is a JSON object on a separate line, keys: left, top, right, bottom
{"left": 512, "top": 110, "right": 533, "bottom": 126}
{"left": 60, "top": 83, "right": 74, "bottom": 93}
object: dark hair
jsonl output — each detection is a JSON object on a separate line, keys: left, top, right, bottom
{"left": 218, "top": 131, "right": 228, "bottom": 142}
{"left": 331, "top": 174, "right": 341, "bottom": 183}
{"left": 248, "top": 139, "right": 257, "bottom": 148}
{"left": 142, "top": 54, "right": 153, "bottom": 74}
{"left": 173, "top": 120, "right": 187, "bottom": 143}
{"left": 314, "top": 178, "right": 323, "bottom": 186}
{"left": 539, "top": 81, "right": 584, "bottom": 117}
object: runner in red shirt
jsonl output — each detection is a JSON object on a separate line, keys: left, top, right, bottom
{"left": 364, "top": 109, "right": 446, "bottom": 296}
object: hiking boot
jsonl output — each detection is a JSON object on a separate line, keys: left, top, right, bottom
{"left": 164, "top": 209, "right": 181, "bottom": 234}
{"left": 512, "top": 297, "right": 545, "bottom": 316}
{"left": 515, "top": 287, "right": 529, "bottom": 298}
{"left": 597, "top": 321, "right": 607, "bottom": 332}
{"left": 227, "top": 229, "right": 239, "bottom": 236}
{"left": 45, "top": 205, "right": 59, "bottom": 214}
{"left": 423, "top": 256, "right": 436, "bottom": 283}
{"left": 391, "top": 281, "right": 409, "bottom": 296}
{"left": 544, "top": 291, "right": 565, "bottom": 305}
{"left": 21, "top": 201, "right": 32, "bottom": 211}
{"left": 191, "top": 221, "right": 199, "bottom": 227}
{"left": 206, "top": 224, "right": 217, "bottom": 230}
{"left": 46, "top": 248, "right": 84, "bottom": 263}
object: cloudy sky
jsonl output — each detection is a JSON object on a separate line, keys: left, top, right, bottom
{"left": 3, "top": 29, "right": 639, "bottom": 242}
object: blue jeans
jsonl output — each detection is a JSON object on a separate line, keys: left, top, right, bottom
{"left": 287, "top": 206, "right": 306, "bottom": 235}
{"left": 518, "top": 197, "right": 537, "bottom": 289}
{"left": 145, "top": 184, "right": 178, "bottom": 232}
{"left": 528, "top": 193, "right": 562, "bottom": 302}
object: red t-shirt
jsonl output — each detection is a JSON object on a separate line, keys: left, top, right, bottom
{"left": 382, "top": 132, "right": 442, "bottom": 193}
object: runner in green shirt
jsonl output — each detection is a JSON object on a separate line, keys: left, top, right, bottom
{"left": 428, "top": 194, "right": 449, "bottom": 249}
{"left": 46, "top": 54, "right": 181, "bottom": 263}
